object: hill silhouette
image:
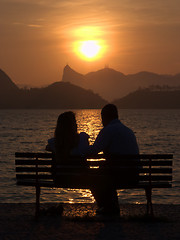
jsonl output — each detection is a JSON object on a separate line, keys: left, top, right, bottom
{"left": 1, "top": 67, "right": 180, "bottom": 109}
{"left": 19, "top": 82, "right": 107, "bottom": 109}
{"left": 112, "top": 87, "right": 180, "bottom": 109}
{"left": 63, "top": 65, "right": 86, "bottom": 86}
{"left": 0, "top": 69, "right": 21, "bottom": 108}
{"left": 0, "top": 70, "right": 107, "bottom": 109}
{"left": 0, "top": 69, "right": 19, "bottom": 92}
{"left": 62, "top": 65, "right": 180, "bottom": 101}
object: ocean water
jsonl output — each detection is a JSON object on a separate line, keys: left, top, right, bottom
{"left": 0, "top": 109, "right": 179, "bottom": 204}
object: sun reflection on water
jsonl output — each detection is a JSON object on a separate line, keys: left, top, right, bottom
{"left": 69, "top": 198, "right": 74, "bottom": 204}
{"left": 75, "top": 109, "right": 102, "bottom": 144}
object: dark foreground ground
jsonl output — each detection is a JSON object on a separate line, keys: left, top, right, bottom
{"left": 0, "top": 203, "right": 179, "bottom": 240}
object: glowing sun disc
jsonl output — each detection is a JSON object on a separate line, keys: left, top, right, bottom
{"left": 80, "top": 40, "right": 101, "bottom": 58}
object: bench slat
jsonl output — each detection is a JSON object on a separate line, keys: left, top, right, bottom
{"left": 136, "top": 182, "right": 172, "bottom": 188}
{"left": 84, "top": 154, "right": 173, "bottom": 159}
{"left": 15, "top": 159, "right": 172, "bottom": 167}
{"left": 17, "top": 180, "right": 55, "bottom": 187}
{"left": 16, "top": 174, "right": 53, "bottom": 180}
{"left": 103, "top": 161, "right": 172, "bottom": 166}
{"left": 16, "top": 179, "right": 172, "bottom": 189}
{"left": 16, "top": 166, "right": 172, "bottom": 173}
{"left": 16, "top": 167, "right": 52, "bottom": 173}
{"left": 102, "top": 167, "right": 172, "bottom": 172}
{"left": 16, "top": 166, "right": 89, "bottom": 173}
{"left": 15, "top": 152, "right": 53, "bottom": 158}
{"left": 139, "top": 168, "right": 172, "bottom": 173}
{"left": 15, "top": 159, "right": 53, "bottom": 165}
{"left": 15, "top": 152, "right": 173, "bottom": 159}
{"left": 16, "top": 172, "right": 172, "bottom": 182}
{"left": 139, "top": 175, "right": 172, "bottom": 181}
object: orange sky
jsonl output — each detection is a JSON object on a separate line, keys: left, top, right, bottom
{"left": 0, "top": 0, "right": 180, "bottom": 87}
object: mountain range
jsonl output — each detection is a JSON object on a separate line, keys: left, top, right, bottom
{"left": 62, "top": 65, "right": 180, "bottom": 101}
{"left": 0, "top": 69, "right": 107, "bottom": 109}
{"left": 1, "top": 66, "right": 180, "bottom": 109}
{"left": 112, "top": 87, "right": 180, "bottom": 109}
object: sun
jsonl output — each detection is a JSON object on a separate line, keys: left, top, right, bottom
{"left": 79, "top": 40, "right": 101, "bottom": 59}
{"left": 71, "top": 26, "right": 107, "bottom": 61}
{"left": 74, "top": 40, "right": 103, "bottom": 61}
{"left": 74, "top": 39, "right": 106, "bottom": 61}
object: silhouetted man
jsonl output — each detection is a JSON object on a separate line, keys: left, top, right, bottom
{"left": 89, "top": 104, "right": 139, "bottom": 215}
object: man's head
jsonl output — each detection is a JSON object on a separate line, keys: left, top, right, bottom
{"left": 101, "top": 104, "right": 118, "bottom": 127}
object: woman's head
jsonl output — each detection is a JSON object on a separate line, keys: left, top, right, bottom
{"left": 55, "top": 111, "right": 77, "bottom": 137}
{"left": 55, "top": 111, "right": 78, "bottom": 163}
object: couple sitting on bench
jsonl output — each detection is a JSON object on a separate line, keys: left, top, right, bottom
{"left": 46, "top": 104, "right": 139, "bottom": 216}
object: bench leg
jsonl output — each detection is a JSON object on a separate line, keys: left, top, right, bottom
{"left": 145, "top": 187, "right": 154, "bottom": 216}
{"left": 35, "top": 186, "right": 40, "bottom": 218}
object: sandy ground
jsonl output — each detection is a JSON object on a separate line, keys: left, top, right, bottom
{"left": 0, "top": 203, "right": 179, "bottom": 240}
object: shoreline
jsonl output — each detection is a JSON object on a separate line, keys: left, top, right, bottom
{"left": 0, "top": 203, "right": 179, "bottom": 240}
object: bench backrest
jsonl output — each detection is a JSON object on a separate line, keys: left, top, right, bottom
{"left": 15, "top": 152, "right": 173, "bottom": 189}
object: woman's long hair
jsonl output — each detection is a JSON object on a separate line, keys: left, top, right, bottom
{"left": 54, "top": 111, "right": 79, "bottom": 164}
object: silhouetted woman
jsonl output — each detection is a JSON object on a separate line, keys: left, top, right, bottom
{"left": 45, "top": 111, "right": 89, "bottom": 214}
{"left": 46, "top": 111, "right": 89, "bottom": 164}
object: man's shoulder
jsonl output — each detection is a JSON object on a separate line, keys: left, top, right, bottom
{"left": 106, "top": 119, "right": 135, "bottom": 134}
{"left": 106, "top": 119, "right": 123, "bottom": 130}
{"left": 101, "top": 119, "right": 122, "bottom": 134}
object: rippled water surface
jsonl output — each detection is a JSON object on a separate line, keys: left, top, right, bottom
{"left": 0, "top": 109, "right": 179, "bottom": 204}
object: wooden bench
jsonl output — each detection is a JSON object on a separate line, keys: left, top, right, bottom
{"left": 15, "top": 152, "right": 173, "bottom": 217}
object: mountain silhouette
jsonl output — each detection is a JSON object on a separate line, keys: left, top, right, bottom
{"left": 19, "top": 82, "right": 107, "bottom": 109}
{"left": 62, "top": 65, "right": 180, "bottom": 101}
{"left": 0, "top": 69, "right": 21, "bottom": 108}
{"left": 0, "top": 70, "right": 107, "bottom": 109}
{"left": 0, "top": 69, "right": 19, "bottom": 93}
{"left": 63, "top": 65, "right": 86, "bottom": 86}
{"left": 1, "top": 67, "right": 180, "bottom": 109}
{"left": 112, "top": 87, "right": 180, "bottom": 109}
